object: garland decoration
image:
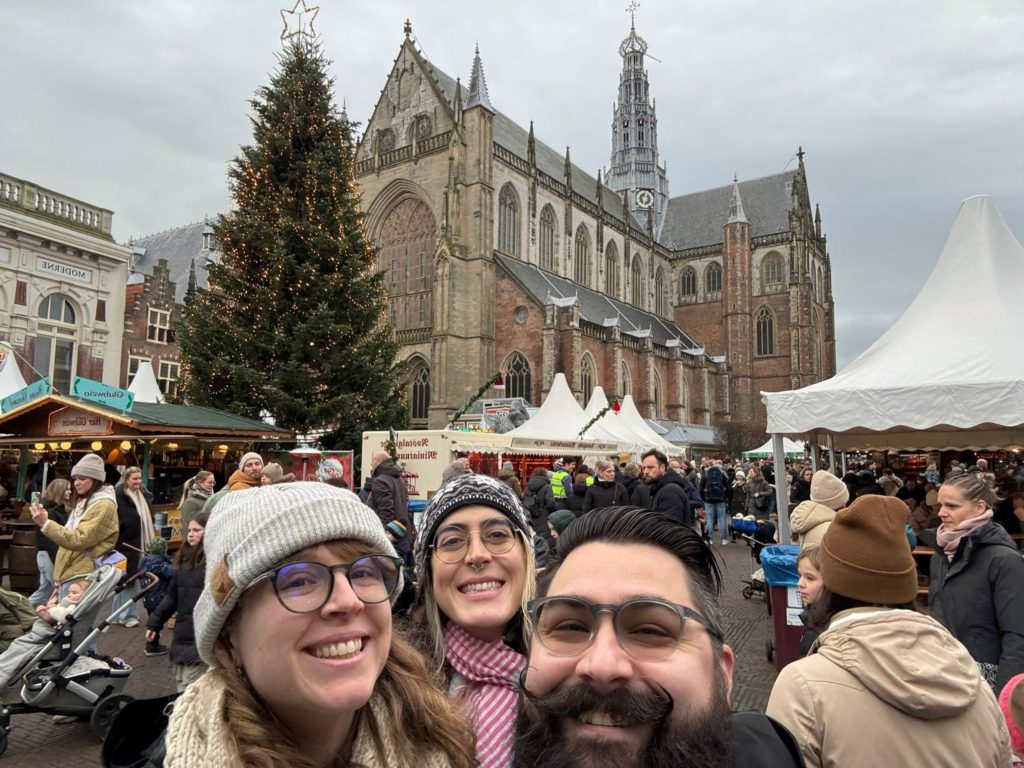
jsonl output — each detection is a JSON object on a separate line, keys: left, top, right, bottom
{"left": 386, "top": 428, "right": 399, "bottom": 463}
{"left": 578, "top": 398, "right": 620, "bottom": 438}
{"left": 449, "top": 373, "right": 503, "bottom": 427}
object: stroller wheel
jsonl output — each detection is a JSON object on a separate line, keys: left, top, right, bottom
{"left": 90, "top": 693, "right": 133, "bottom": 740}
{"left": 742, "top": 586, "right": 753, "bottom": 599}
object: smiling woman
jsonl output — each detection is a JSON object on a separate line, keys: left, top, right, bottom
{"left": 135, "top": 483, "right": 476, "bottom": 768}
{"left": 411, "top": 473, "right": 537, "bottom": 768}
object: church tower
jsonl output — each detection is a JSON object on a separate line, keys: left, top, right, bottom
{"left": 605, "top": 9, "right": 669, "bottom": 238}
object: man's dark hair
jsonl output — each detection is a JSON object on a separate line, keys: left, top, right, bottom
{"left": 641, "top": 449, "right": 669, "bottom": 467}
{"left": 540, "top": 506, "right": 725, "bottom": 647}
{"left": 562, "top": 456, "right": 578, "bottom": 466}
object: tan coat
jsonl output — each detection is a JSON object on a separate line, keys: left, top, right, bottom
{"left": 43, "top": 486, "right": 119, "bottom": 583}
{"left": 789, "top": 500, "right": 836, "bottom": 549}
{"left": 767, "top": 608, "right": 1013, "bottom": 768}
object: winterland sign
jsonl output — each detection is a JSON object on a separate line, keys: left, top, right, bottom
{"left": 1, "top": 379, "right": 51, "bottom": 413}
{"left": 71, "top": 376, "right": 134, "bottom": 412}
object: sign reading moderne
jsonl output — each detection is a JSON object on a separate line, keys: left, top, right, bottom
{"left": 36, "top": 256, "right": 93, "bottom": 283}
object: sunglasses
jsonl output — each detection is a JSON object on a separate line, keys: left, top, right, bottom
{"left": 248, "top": 555, "right": 403, "bottom": 612}
{"left": 528, "top": 595, "right": 722, "bottom": 662}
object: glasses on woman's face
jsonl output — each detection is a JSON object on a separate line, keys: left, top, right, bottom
{"left": 527, "top": 595, "right": 722, "bottom": 662}
{"left": 249, "top": 555, "right": 403, "bottom": 612}
{"left": 431, "top": 518, "right": 518, "bottom": 564}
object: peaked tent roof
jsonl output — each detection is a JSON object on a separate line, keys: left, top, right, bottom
{"left": 764, "top": 195, "right": 1024, "bottom": 450}
{"left": 579, "top": 386, "right": 643, "bottom": 449}
{"left": 0, "top": 343, "right": 29, "bottom": 400}
{"left": 127, "top": 361, "right": 165, "bottom": 404}
{"left": 742, "top": 437, "right": 806, "bottom": 458}
{"left": 617, "top": 396, "right": 682, "bottom": 454}
{"left": 506, "top": 373, "right": 587, "bottom": 440}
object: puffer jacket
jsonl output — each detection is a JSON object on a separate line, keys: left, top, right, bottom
{"left": 789, "top": 500, "right": 836, "bottom": 548}
{"left": 581, "top": 479, "right": 628, "bottom": 514}
{"left": 43, "top": 486, "right": 119, "bottom": 583}
{"left": 147, "top": 557, "right": 205, "bottom": 666}
{"left": 767, "top": 608, "right": 1013, "bottom": 768}
{"left": 924, "top": 521, "right": 1024, "bottom": 692}
{"left": 649, "top": 471, "right": 693, "bottom": 527}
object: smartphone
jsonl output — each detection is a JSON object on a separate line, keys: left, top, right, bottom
{"left": 30, "top": 491, "right": 41, "bottom": 505}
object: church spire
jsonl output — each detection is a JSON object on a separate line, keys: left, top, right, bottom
{"left": 528, "top": 120, "right": 536, "bottom": 167}
{"left": 727, "top": 175, "right": 748, "bottom": 224}
{"left": 464, "top": 44, "right": 494, "bottom": 112}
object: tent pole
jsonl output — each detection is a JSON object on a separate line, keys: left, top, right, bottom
{"left": 840, "top": 451, "right": 848, "bottom": 475}
{"left": 772, "top": 433, "right": 790, "bottom": 544}
{"left": 827, "top": 434, "right": 836, "bottom": 473}
{"left": 810, "top": 433, "right": 819, "bottom": 471}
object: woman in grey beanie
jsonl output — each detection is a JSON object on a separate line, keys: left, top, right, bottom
{"left": 155, "top": 483, "right": 475, "bottom": 768}
{"left": 411, "top": 473, "right": 536, "bottom": 768}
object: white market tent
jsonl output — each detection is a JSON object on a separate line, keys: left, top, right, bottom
{"left": 742, "top": 437, "right": 806, "bottom": 459}
{"left": 580, "top": 386, "right": 645, "bottom": 450}
{"left": 617, "top": 395, "right": 683, "bottom": 455}
{"left": 762, "top": 195, "right": 1024, "bottom": 540}
{"left": 504, "top": 373, "right": 619, "bottom": 456}
{"left": 0, "top": 342, "right": 29, "bottom": 401}
{"left": 127, "top": 361, "right": 165, "bottom": 404}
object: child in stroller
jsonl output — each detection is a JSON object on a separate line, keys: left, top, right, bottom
{"left": 0, "top": 566, "right": 157, "bottom": 753}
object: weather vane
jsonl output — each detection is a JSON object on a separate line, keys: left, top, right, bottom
{"left": 626, "top": 1, "right": 639, "bottom": 27}
{"left": 281, "top": 0, "right": 319, "bottom": 42}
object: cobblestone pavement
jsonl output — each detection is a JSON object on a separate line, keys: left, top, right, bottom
{"left": 2, "top": 536, "right": 781, "bottom": 766}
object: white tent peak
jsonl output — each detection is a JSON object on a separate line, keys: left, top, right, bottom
{"left": 0, "top": 342, "right": 29, "bottom": 400}
{"left": 127, "top": 361, "right": 165, "bottom": 404}
{"left": 506, "top": 373, "right": 586, "bottom": 439}
{"left": 618, "top": 396, "right": 680, "bottom": 454}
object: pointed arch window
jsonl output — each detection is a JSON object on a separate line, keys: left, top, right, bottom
{"left": 539, "top": 206, "right": 556, "bottom": 272}
{"left": 756, "top": 307, "right": 775, "bottom": 357}
{"left": 574, "top": 225, "right": 591, "bottom": 286}
{"left": 581, "top": 354, "right": 596, "bottom": 397}
{"left": 410, "top": 362, "right": 431, "bottom": 423}
{"left": 604, "top": 241, "right": 619, "bottom": 298}
{"left": 504, "top": 352, "right": 532, "bottom": 402}
{"left": 652, "top": 369, "right": 663, "bottom": 419}
{"left": 497, "top": 184, "right": 519, "bottom": 256}
{"left": 680, "top": 266, "right": 697, "bottom": 299}
{"left": 654, "top": 267, "right": 667, "bottom": 317}
{"left": 620, "top": 361, "right": 632, "bottom": 397}
{"left": 763, "top": 251, "right": 783, "bottom": 286}
{"left": 705, "top": 262, "right": 722, "bottom": 294}
{"left": 630, "top": 256, "right": 644, "bottom": 308}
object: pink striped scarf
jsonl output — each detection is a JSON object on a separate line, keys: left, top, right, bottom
{"left": 443, "top": 622, "right": 525, "bottom": 768}
{"left": 936, "top": 509, "right": 993, "bottom": 560}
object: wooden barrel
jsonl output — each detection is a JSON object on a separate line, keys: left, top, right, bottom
{"left": 8, "top": 522, "right": 39, "bottom": 596}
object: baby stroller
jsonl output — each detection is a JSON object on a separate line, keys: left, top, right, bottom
{"left": 739, "top": 534, "right": 767, "bottom": 600}
{"left": 0, "top": 566, "right": 158, "bottom": 754}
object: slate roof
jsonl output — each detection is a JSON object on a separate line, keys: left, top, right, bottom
{"left": 661, "top": 171, "right": 796, "bottom": 251}
{"left": 496, "top": 253, "right": 700, "bottom": 349}
{"left": 127, "top": 220, "right": 218, "bottom": 304}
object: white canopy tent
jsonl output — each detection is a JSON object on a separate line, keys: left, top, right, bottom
{"left": 504, "top": 373, "right": 619, "bottom": 456}
{"left": 763, "top": 195, "right": 1024, "bottom": 540}
{"left": 127, "top": 361, "right": 165, "bottom": 404}
{"left": 742, "top": 437, "right": 806, "bottom": 459}
{"left": 580, "top": 386, "right": 645, "bottom": 451}
{"left": 617, "top": 395, "right": 683, "bottom": 455}
{"left": 0, "top": 342, "right": 29, "bottom": 401}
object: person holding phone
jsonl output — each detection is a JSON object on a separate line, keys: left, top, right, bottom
{"left": 28, "top": 479, "right": 71, "bottom": 607}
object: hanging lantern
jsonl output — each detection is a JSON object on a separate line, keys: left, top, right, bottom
{"left": 493, "top": 372, "right": 505, "bottom": 391}
{"left": 612, "top": 399, "right": 621, "bottom": 413}
{"left": 59, "top": 442, "right": 72, "bottom": 450}
{"left": 91, "top": 441, "right": 103, "bottom": 451}
{"left": 120, "top": 440, "right": 132, "bottom": 451}
{"left": 167, "top": 442, "right": 179, "bottom": 451}
{"left": 33, "top": 442, "right": 46, "bottom": 451}
{"left": 48, "top": 442, "right": 58, "bottom": 450}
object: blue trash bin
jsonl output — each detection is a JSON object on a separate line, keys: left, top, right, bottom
{"left": 760, "top": 544, "right": 803, "bottom": 670}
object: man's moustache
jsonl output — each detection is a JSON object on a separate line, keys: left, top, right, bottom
{"left": 519, "top": 670, "right": 673, "bottom": 727}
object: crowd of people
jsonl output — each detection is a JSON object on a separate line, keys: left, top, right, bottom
{"left": 0, "top": 446, "right": 1021, "bottom": 766}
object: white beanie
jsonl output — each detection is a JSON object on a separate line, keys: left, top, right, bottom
{"left": 71, "top": 453, "right": 106, "bottom": 482}
{"left": 194, "top": 483, "right": 399, "bottom": 666}
{"left": 238, "top": 452, "right": 263, "bottom": 469}
{"left": 811, "top": 469, "right": 849, "bottom": 511}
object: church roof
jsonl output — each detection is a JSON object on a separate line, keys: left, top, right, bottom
{"left": 495, "top": 253, "right": 701, "bottom": 350}
{"left": 661, "top": 171, "right": 796, "bottom": 251}
{"left": 421, "top": 53, "right": 641, "bottom": 227}
{"left": 127, "top": 220, "right": 216, "bottom": 303}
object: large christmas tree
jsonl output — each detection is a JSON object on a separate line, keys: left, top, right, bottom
{"left": 177, "top": 41, "right": 408, "bottom": 448}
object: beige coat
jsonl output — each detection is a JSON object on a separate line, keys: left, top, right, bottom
{"left": 43, "top": 486, "right": 119, "bottom": 583}
{"left": 767, "top": 608, "right": 1013, "bottom": 768}
{"left": 789, "top": 500, "right": 836, "bottom": 548}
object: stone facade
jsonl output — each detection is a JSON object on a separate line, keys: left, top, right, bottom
{"left": 0, "top": 170, "right": 130, "bottom": 394}
{"left": 354, "top": 22, "right": 836, "bottom": 432}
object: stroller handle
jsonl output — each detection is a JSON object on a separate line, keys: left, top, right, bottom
{"left": 115, "top": 570, "right": 161, "bottom": 596}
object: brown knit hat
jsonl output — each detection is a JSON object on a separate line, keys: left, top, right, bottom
{"left": 819, "top": 494, "right": 917, "bottom": 604}
{"left": 810, "top": 469, "right": 849, "bottom": 511}
{"left": 261, "top": 462, "right": 295, "bottom": 484}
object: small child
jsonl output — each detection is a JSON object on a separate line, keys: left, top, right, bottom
{"left": 138, "top": 537, "right": 174, "bottom": 657}
{"left": 796, "top": 545, "right": 825, "bottom": 657}
{"left": 35, "top": 579, "right": 89, "bottom": 625}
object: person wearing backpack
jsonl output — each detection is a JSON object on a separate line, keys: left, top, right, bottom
{"left": 703, "top": 459, "right": 729, "bottom": 545}
{"left": 523, "top": 467, "right": 557, "bottom": 548}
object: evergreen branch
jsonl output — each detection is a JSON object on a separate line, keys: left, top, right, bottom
{"left": 578, "top": 399, "right": 618, "bottom": 438}
{"left": 449, "top": 373, "right": 502, "bottom": 427}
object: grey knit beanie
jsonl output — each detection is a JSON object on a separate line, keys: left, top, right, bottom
{"left": 413, "top": 473, "right": 531, "bottom": 584}
{"left": 238, "top": 452, "right": 263, "bottom": 470}
{"left": 71, "top": 453, "right": 106, "bottom": 482}
{"left": 194, "top": 482, "right": 399, "bottom": 666}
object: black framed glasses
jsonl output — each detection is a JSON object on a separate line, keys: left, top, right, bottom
{"left": 527, "top": 596, "right": 722, "bottom": 661}
{"left": 249, "top": 555, "right": 403, "bottom": 612}
{"left": 430, "top": 518, "right": 519, "bottom": 564}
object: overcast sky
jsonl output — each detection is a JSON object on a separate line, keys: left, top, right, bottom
{"left": 3, "top": 1, "right": 1022, "bottom": 370}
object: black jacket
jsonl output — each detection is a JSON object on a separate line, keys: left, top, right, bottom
{"left": 730, "top": 712, "right": 805, "bottom": 767}
{"left": 790, "top": 479, "right": 811, "bottom": 504}
{"left": 923, "top": 522, "right": 1024, "bottom": 691}
{"left": 565, "top": 481, "right": 588, "bottom": 516}
{"left": 115, "top": 486, "right": 154, "bottom": 576}
{"left": 524, "top": 474, "right": 558, "bottom": 546}
{"left": 38, "top": 500, "right": 68, "bottom": 563}
{"left": 649, "top": 471, "right": 694, "bottom": 527}
{"left": 582, "top": 479, "right": 628, "bottom": 514}
{"left": 623, "top": 475, "right": 651, "bottom": 509}
{"left": 369, "top": 459, "right": 411, "bottom": 536}
{"left": 146, "top": 557, "right": 205, "bottom": 666}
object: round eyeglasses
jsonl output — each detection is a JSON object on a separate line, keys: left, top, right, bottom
{"left": 248, "top": 555, "right": 403, "bottom": 612}
{"left": 430, "top": 518, "right": 519, "bottom": 564}
{"left": 527, "top": 596, "right": 722, "bottom": 662}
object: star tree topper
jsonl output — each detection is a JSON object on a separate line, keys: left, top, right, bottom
{"left": 281, "top": 0, "right": 319, "bottom": 42}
